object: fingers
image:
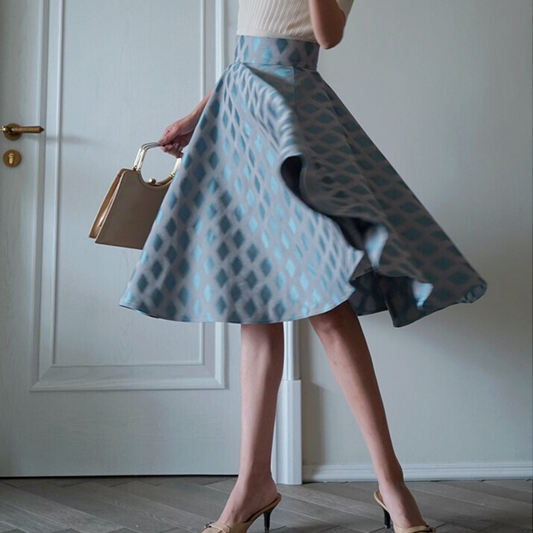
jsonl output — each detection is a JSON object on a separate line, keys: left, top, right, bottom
{"left": 158, "top": 130, "right": 172, "bottom": 145}
{"left": 158, "top": 124, "right": 178, "bottom": 145}
{"left": 158, "top": 119, "right": 190, "bottom": 153}
{"left": 160, "top": 141, "right": 183, "bottom": 158}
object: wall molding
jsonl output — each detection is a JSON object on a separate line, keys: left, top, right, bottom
{"left": 303, "top": 462, "right": 533, "bottom": 482}
{"left": 31, "top": 0, "right": 228, "bottom": 392}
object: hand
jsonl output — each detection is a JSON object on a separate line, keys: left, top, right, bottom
{"left": 158, "top": 113, "right": 198, "bottom": 158}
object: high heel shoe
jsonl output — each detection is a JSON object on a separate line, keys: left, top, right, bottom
{"left": 373, "top": 490, "right": 437, "bottom": 533}
{"left": 202, "top": 492, "right": 282, "bottom": 533}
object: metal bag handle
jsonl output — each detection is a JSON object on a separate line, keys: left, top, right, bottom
{"left": 132, "top": 141, "right": 182, "bottom": 186}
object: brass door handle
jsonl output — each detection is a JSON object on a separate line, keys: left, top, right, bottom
{"left": 2, "top": 123, "right": 45, "bottom": 141}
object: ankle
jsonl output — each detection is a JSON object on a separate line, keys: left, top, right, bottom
{"left": 379, "top": 480, "right": 408, "bottom": 493}
{"left": 377, "top": 471, "right": 407, "bottom": 492}
{"left": 236, "top": 471, "right": 275, "bottom": 487}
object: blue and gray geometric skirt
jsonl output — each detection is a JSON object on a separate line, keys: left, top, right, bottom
{"left": 119, "top": 34, "right": 488, "bottom": 327}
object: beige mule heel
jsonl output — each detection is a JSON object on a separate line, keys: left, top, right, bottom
{"left": 373, "top": 490, "right": 437, "bottom": 533}
{"left": 202, "top": 492, "right": 282, "bottom": 533}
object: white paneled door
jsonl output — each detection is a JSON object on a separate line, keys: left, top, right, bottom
{"left": 0, "top": 0, "right": 259, "bottom": 477}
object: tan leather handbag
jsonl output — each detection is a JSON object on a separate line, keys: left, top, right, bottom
{"left": 88, "top": 142, "right": 182, "bottom": 250}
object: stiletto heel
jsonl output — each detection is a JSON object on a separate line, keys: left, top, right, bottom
{"left": 381, "top": 505, "right": 392, "bottom": 529}
{"left": 202, "top": 492, "right": 282, "bottom": 533}
{"left": 263, "top": 507, "right": 273, "bottom": 531}
{"left": 373, "top": 490, "right": 437, "bottom": 533}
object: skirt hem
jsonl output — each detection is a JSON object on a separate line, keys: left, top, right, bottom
{"left": 118, "top": 284, "right": 358, "bottom": 324}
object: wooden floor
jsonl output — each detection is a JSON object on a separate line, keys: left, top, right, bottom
{"left": 0, "top": 476, "right": 530, "bottom": 533}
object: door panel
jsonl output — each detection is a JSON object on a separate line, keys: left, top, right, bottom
{"left": 0, "top": 0, "right": 246, "bottom": 477}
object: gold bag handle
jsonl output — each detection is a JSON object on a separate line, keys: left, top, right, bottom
{"left": 133, "top": 141, "right": 182, "bottom": 186}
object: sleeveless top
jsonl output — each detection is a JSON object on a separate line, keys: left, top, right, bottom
{"left": 237, "top": 0, "right": 354, "bottom": 43}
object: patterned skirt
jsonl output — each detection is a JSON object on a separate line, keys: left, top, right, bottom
{"left": 119, "top": 34, "right": 488, "bottom": 327}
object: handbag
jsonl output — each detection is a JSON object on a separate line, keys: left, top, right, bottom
{"left": 88, "top": 141, "right": 182, "bottom": 250}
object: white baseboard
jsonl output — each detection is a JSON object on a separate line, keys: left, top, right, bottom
{"left": 303, "top": 462, "right": 533, "bottom": 482}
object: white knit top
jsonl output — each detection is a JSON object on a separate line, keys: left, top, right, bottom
{"left": 237, "top": 0, "right": 354, "bottom": 43}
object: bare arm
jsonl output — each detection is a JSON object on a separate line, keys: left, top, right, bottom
{"left": 190, "top": 87, "right": 214, "bottom": 122}
{"left": 308, "top": 0, "right": 347, "bottom": 49}
{"left": 158, "top": 87, "right": 214, "bottom": 153}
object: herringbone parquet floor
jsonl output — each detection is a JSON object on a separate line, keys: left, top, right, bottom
{"left": 0, "top": 476, "right": 531, "bottom": 533}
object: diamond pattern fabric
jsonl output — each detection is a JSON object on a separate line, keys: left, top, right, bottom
{"left": 119, "top": 35, "right": 487, "bottom": 326}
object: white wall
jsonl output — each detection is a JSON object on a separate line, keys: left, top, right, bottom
{"left": 225, "top": 0, "right": 532, "bottom": 480}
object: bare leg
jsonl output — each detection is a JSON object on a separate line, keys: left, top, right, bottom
{"left": 308, "top": 300, "right": 427, "bottom": 528}
{"left": 217, "top": 322, "right": 283, "bottom": 524}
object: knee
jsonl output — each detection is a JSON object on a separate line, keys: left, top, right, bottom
{"left": 308, "top": 300, "right": 357, "bottom": 341}
{"left": 240, "top": 322, "right": 284, "bottom": 346}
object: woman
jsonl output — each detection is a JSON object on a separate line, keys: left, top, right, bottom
{"left": 120, "top": 1, "right": 488, "bottom": 532}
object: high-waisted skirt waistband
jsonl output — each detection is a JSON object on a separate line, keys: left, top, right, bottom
{"left": 233, "top": 34, "right": 320, "bottom": 70}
